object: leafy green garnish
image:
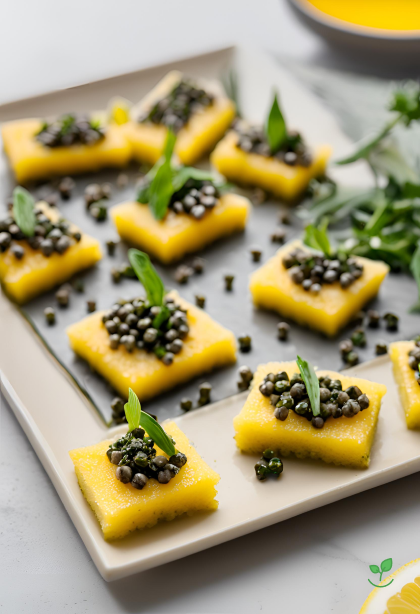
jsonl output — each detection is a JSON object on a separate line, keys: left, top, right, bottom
{"left": 128, "top": 249, "right": 165, "bottom": 306}
{"left": 265, "top": 93, "right": 286, "bottom": 154}
{"left": 303, "top": 219, "right": 332, "bottom": 257}
{"left": 140, "top": 411, "right": 176, "bottom": 457}
{"left": 13, "top": 186, "right": 36, "bottom": 237}
{"left": 296, "top": 355, "right": 320, "bottom": 417}
{"left": 124, "top": 388, "right": 176, "bottom": 456}
{"left": 124, "top": 388, "right": 142, "bottom": 432}
{"left": 148, "top": 129, "right": 176, "bottom": 220}
{"left": 136, "top": 130, "right": 218, "bottom": 221}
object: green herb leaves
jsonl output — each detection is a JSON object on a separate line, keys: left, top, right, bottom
{"left": 140, "top": 412, "right": 176, "bottom": 457}
{"left": 124, "top": 388, "right": 142, "bottom": 432}
{"left": 128, "top": 248, "right": 165, "bottom": 306}
{"left": 303, "top": 220, "right": 332, "bottom": 257}
{"left": 136, "top": 130, "right": 217, "bottom": 220}
{"left": 124, "top": 388, "right": 176, "bottom": 457}
{"left": 265, "top": 93, "right": 286, "bottom": 154}
{"left": 296, "top": 355, "right": 320, "bottom": 417}
{"left": 147, "top": 129, "right": 176, "bottom": 220}
{"left": 13, "top": 186, "right": 36, "bottom": 237}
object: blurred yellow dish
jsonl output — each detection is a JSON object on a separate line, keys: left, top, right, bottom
{"left": 0, "top": 202, "right": 101, "bottom": 304}
{"left": 67, "top": 293, "right": 236, "bottom": 401}
{"left": 307, "top": 0, "right": 420, "bottom": 31}
{"left": 211, "top": 131, "right": 331, "bottom": 201}
{"left": 111, "top": 193, "right": 250, "bottom": 264}
{"left": 1, "top": 119, "right": 131, "bottom": 183}
{"left": 249, "top": 241, "right": 389, "bottom": 336}
{"left": 234, "top": 361, "right": 387, "bottom": 469}
{"left": 390, "top": 341, "right": 420, "bottom": 429}
{"left": 125, "top": 71, "right": 235, "bottom": 166}
{"left": 70, "top": 422, "right": 220, "bottom": 540}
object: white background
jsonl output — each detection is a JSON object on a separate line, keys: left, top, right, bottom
{"left": 1, "top": 1, "right": 419, "bottom": 613}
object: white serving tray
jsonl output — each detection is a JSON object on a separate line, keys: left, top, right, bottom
{"left": 1, "top": 46, "right": 407, "bottom": 582}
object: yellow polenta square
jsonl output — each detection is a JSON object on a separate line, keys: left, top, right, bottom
{"left": 1, "top": 118, "right": 131, "bottom": 183}
{"left": 0, "top": 202, "right": 102, "bottom": 304}
{"left": 249, "top": 241, "right": 389, "bottom": 337}
{"left": 211, "top": 131, "right": 332, "bottom": 201}
{"left": 70, "top": 422, "right": 220, "bottom": 540}
{"left": 390, "top": 341, "right": 420, "bottom": 429}
{"left": 67, "top": 293, "right": 236, "bottom": 401}
{"left": 125, "top": 71, "right": 235, "bottom": 166}
{"left": 233, "top": 361, "right": 387, "bottom": 469}
{"left": 110, "top": 193, "right": 250, "bottom": 264}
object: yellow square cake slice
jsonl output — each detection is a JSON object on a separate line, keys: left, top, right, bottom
{"left": 390, "top": 340, "right": 420, "bottom": 429}
{"left": 110, "top": 193, "right": 250, "bottom": 264}
{"left": 211, "top": 131, "right": 331, "bottom": 201}
{"left": 0, "top": 202, "right": 102, "bottom": 304}
{"left": 234, "top": 361, "right": 387, "bottom": 469}
{"left": 2, "top": 118, "right": 131, "bottom": 183}
{"left": 249, "top": 241, "right": 389, "bottom": 337}
{"left": 70, "top": 422, "right": 220, "bottom": 540}
{"left": 67, "top": 293, "right": 236, "bottom": 401}
{"left": 125, "top": 71, "right": 235, "bottom": 166}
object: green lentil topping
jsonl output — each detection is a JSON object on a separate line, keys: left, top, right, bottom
{"left": 408, "top": 340, "right": 420, "bottom": 385}
{"left": 283, "top": 246, "right": 364, "bottom": 292}
{"left": 0, "top": 205, "right": 81, "bottom": 259}
{"left": 36, "top": 113, "right": 105, "bottom": 148}
{"left": 102, "top": 295, "right": 189, "bottom": 365}
{"left": 259, "top": 371, "right": 370, "bottom": 429}
{"left": 107, "top": 427, "right": 187, "bottom": 489}
{"left": 138, "top": 79, "right": 215, "bottom": 132}
{"left": 234, "top": 119, "right": 313, "bottom": 167}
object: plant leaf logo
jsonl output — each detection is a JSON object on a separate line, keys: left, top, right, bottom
{"left": 368, "top": 558, "right": 394, "bottom": 588}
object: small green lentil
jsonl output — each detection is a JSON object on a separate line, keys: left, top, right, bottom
{"left": 277, "top": 322, "right": 290, "bottom": 341}
{"left": 87, "top": 299, "right": 96, "bottom": 313}
{"left": 195, "top": 294, "right": 206, "bottom": 309}
{"left": 224, "top": 274, "right": 234, "bottom": 291}
{"left": 180, "top": 398, "right": 193, "bottom": 412}
{"left": 238, "top": 334, "right": 252, "bottom": 353}
{"left": 44, "top": 307, "right": 56, "bottom": 325}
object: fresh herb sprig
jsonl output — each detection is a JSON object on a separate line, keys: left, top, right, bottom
{"left": 303, "top": 219, "right": 332, "bottom": 258}
{"left": 296, "top": 355, "right": 320, "bottom": 417}
{"left": 301, "top": 82, "right": 420, "bottom": 310}
{"left": 265, "top": 93, "right": 287, "bottom": 154}
{"left": 124, "top": 388, "right": 176, "bottom": 456}
{"left": 128, "top": 248, "right": 166, "bottom": 306}
{"left": 13, "top": 186, "right": 36, "bottom": 237}
{"left": 137, "top": 130, "right": 219, "bottom": 220}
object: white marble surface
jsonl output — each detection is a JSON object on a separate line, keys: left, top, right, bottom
{"left": 1, "top": 1, "right": 419, "bottom": 612}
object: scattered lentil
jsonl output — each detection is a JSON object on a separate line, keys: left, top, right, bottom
{"left": 44, "top": 307, "right": 56, "bottom": 325}
{"left": 224, "top": 274, "right": 234, "bottom": 291}
{"left": 238, "top": 334, "right": 252, "bottom": 353}
{"left": 277, "top": 322, "right": 290, "bottom": 341}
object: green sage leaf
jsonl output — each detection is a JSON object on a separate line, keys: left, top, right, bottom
{"left": 335, "top": 115, "right": 400, "bottom": 166}
{"left": 152, "top": 305, "right": 171, "bottom": 329}
{"left": 128, "top": 249, "right": 165, "bottom": 306}
{"left": 140, "top": 411, "right": 176, "bottom": 457}
{"left": 124, "top": 388, "right": 141, "bottom": 432}
{"left": 265, "top": 93, "right": 286, "bottom": 154}
{"left": 13, "top": 186, "right": 36, "bottom": 237}
{"left": 296, "top": 355, "right": 320, "bottom": 417}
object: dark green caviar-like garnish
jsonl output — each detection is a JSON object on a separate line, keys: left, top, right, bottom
{"left": 36, "top": 113, "right": 106, "bottom": 148}
{"left": 235, "top": 120, "right": 312, "bottom": 166}
{"left": 254, "top": 448, "right": 284, "bottom": 482}
{"left": 233, "top": 93, "right": 312, "bottom": 166}
{"left": 0, "top": 188, "right": 81, "bottom": 260}
{"left": 102, "top": 295, "right": 189, "bottom": 365}
{"left": 408, "top": 340, "right": 420, "bottom": 385}
{"left": 107, "top": 427, "right": 187, "bottom": 489}
{"left": 283, "top": 246, "right": 364, "bottom": 292}
{"left": 259, "top": 370, "right": 370, "bottom": 429}
{"left": 168, "top": 179, "right": 220, "bottom": 220}
{"left": 138, "top": 79, "right": 215, "bottom": 132}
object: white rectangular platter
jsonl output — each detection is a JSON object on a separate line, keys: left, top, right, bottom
{"left": 0, "top": 46, "right": 412, "bottom": 581}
